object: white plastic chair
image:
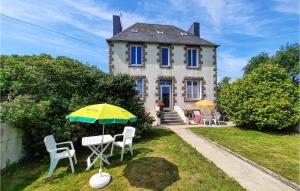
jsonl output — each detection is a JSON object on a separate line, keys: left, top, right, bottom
{"left": 212, "top": 112, "right": 221, "bottom": 125}
{"left": 110, "top": 126, "right": 136, "bottom": 161}
{"left": 44, "top": 135, "right": 77, "bottom": 177}
{"left": 202, "top": 112, "right": 212, "bottom": 125}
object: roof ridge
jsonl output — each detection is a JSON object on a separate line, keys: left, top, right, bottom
{"left": 107, "top": 22, "right": 218, "bottom": 47}
{"left": 134, "top": 22, "right": 176, "bottom": 27}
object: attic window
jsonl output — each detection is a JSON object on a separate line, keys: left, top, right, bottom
{"left": 157, "top": 31, "right": 164, "bottom": 34}
{"left": 131, "top": 29, "right": 138, "bottom": 33}
{"left": 180, "top": 32, "right": 188, "bottom": 36}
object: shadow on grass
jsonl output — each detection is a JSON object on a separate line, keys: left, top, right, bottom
{"left": 1, "top": 158, "right": 49, "bottom": 191}
{"left": 123, "top": 157, "right": 180, "bottom": 191}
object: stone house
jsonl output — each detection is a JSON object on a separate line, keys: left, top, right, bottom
{"left": 107, "top": 15, "right": 218, "bottom": 125}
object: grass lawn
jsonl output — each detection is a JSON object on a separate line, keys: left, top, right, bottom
{"left": 2, "top": 129, "right": 244, "bottom": 191}
{"left": 191, "top": 127, "right": 300, "bottom": 184}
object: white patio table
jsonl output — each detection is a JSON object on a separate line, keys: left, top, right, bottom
{"left": 82, "top": 135, "right": 113, "bottom": 171}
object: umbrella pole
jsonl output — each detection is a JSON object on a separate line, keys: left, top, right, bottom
{"left": 90, "top": 123, "right": 110, "bottom": 188}
{"left": 99, "top": 124, "right": 104, "bottom": 176}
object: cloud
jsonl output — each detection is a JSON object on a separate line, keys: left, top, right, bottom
{"left": 217, "top": 52, "right": 249, "bottom": 81}
{"left": 1, "top": 0, "right": 153, "bottom": 39}
{"left": 273, "top": 0, "right": 300, "bottom": 15}
{"left": 154, "top": 0, "right": 271, "bottom": 37}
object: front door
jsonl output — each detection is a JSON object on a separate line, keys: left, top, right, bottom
{"left": 160, "top": 84, "right": 172, "bottom": 110}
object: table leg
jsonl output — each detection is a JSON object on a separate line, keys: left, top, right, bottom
{"left": 85, "top": 142, "right": 112, "bottom": 171}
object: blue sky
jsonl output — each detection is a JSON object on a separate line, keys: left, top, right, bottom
{"left": 1, "top": 0, "right": 299, "bottom": 81}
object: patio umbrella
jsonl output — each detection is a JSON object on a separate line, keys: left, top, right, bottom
{"left": 66, "top": 103, "right": 136, "bottom": 188}
{"left": 194, "top": 100, "right": 215, "bottom": 109}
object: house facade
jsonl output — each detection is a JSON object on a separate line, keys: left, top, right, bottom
{"left": 107, "top": 15, "right": 218, "bottom": 125}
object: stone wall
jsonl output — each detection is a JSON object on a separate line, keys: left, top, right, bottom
{"left": 0, "top": 123, "right": 24, "bottom": 169}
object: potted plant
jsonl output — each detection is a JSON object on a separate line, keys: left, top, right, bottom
{"left": 157, "top": 101, "right": 165, "bottom": 111}
{"left": 184, "top": 109, "right": 190, "bottom": 117}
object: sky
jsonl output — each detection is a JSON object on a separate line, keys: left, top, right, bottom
{"left": 1, "top": 0, "right": 299, "bottom": 81}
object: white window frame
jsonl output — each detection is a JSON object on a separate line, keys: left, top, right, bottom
{"left": 186, "top": 80, "right": 202, "bottom": 100}
{"left": 130, "top": 45, "right": 143, "bottom": 65}
{"left": 160, "top": 47, "right": 170, "bottom": 67}
{"left": 187, "top": 48, "right": 199, "bottom": 68}
{"left": 136, "top": 79, "right": 144, "bottom": 97}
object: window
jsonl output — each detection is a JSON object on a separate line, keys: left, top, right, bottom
{"left": 186, "top": 80, "right": 201, "bottom": 100}
{"left": 187, "top": 48, "right": 198, "bottom": 67}
{"left": 130, "top": 45, "right": 143, "bottom": 65}
{"left": 161, "top": 47, "right": 170, "bottom": 66}
{"left": 136, "top": 79, "right": 143, "bottom": 97}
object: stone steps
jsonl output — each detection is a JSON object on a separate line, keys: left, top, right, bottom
{"left": 161, "top": 111, "right": 184, "bottom": 125}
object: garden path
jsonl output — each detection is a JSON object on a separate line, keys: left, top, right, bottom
{"left": 166, "top": 125, "right": 296, "bottom": 191}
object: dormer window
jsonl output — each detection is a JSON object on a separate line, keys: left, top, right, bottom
{"left": 187, "top": 48, "right": 198, "bottom": 68}
{"left": 157, "top": 31, "right": 164, "bottom": 34}
{"left": 131, "top": 29, "right": 138, "bottom": 33}
{"left": 130, "top": 45, "right": 143, "bottom": 65}
{"left": 180, "top": 32, "right": 188, "bottom": 36}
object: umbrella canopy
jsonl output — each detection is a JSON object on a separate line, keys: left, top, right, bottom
{"left": 66, "top": 103, "right": 137, "bottom": 124}
{"left": 195, "top": 100, "right": 215, "bottom": 109}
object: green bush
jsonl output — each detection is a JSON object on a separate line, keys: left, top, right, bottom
{"left": 0, "top": 54, "right": 154, "bottom": 156}
{"left": 219, "top": 63, "right": 298, "bottom": 130}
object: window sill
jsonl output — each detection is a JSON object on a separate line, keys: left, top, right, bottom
{"left": 186, "top": 66, "right": 200, "bottom": 69}
{"left": 135, "top": 95, "right": 145, "bottom": 102}
{"left": 129, "top": 64, "right": 145, "bottom": 67}
{"left": 160, "top": 65, "right": 171, "bottom": 68}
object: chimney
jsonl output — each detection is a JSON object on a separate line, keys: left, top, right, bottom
{"left": 113, "top": 15, "right": 122, "bottom": 35}
{"left": 188, "top": 22, "right": 200, "bottom": 37}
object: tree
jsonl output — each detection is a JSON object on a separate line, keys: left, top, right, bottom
{"left": 242, "top": 43, "right": 300, "bottom": 78}
{"left": 243, "top": 52, "right": 270, "bottom": 75}
{"left": 0, "top": 54, "right": 154, "bottom": 156}
{"left": 273, "top": 43, "right": 300, "bottom": 78}
{"left": 217, "top": 76, "right": 231, "bottom": 112}
{"left": 220, "top": 63, "right": 298, "bottom": 130}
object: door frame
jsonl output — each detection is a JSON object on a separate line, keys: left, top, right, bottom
{"left": 160, "top": 84, "right": 172, "bottom": 110}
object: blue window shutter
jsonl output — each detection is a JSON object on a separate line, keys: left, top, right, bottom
{"left": 130, "top": 46, "right": 136, "bottom": 64}
{"left": 192, "top": 49, "right": 197, "bottom": 66}
{"left": 161, "top": 48, "right": 169, "bottom": 66}
{"left": 188, "top": 49, "right": 192, "bottom": 66}
{"left": 137, "top": 47, "right": 142, "bottom": 64}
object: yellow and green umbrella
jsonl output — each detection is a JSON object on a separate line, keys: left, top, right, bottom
{"left": 66, "top": 103, "right": 137, "bottom": 124}
{"left": 66, "top": 103, "right": 136, "bottom": 188}
{"left": 195, "top": 100, "right": 215, "bottom": 109}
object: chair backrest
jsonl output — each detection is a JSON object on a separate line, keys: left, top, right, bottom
{"left": 193, "top": 111, "right": 200, "bottom": 116}
{"left": 44, "top": 135, "right": 57, "bottom": 157}
{"left": 123, "top": 126, "right": 136, "bottom": 144}
{"left": 203, "top": 110, "right": 212, "bottom": 119}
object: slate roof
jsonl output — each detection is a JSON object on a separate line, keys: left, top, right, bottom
{"left": 107, "top": 23, "right": 218, "bottom": 47}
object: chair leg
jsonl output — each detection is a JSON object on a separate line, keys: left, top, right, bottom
{"left": 69, "top": 157, "right": 75, "bottom": 173}
{"left": 120, "top": 147, "right": 124, "bottom": 161}
{"left": 110, "top": 144, "right": 114, "bottom": 156}
{"left": 129, "top": 144, "right": 133, "bottom": 156}
{"left": 48, "top": 159, "right": 58, "bottom": 177}
{"left": 73, "top": 153, "right": 77, "bottom": 164}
